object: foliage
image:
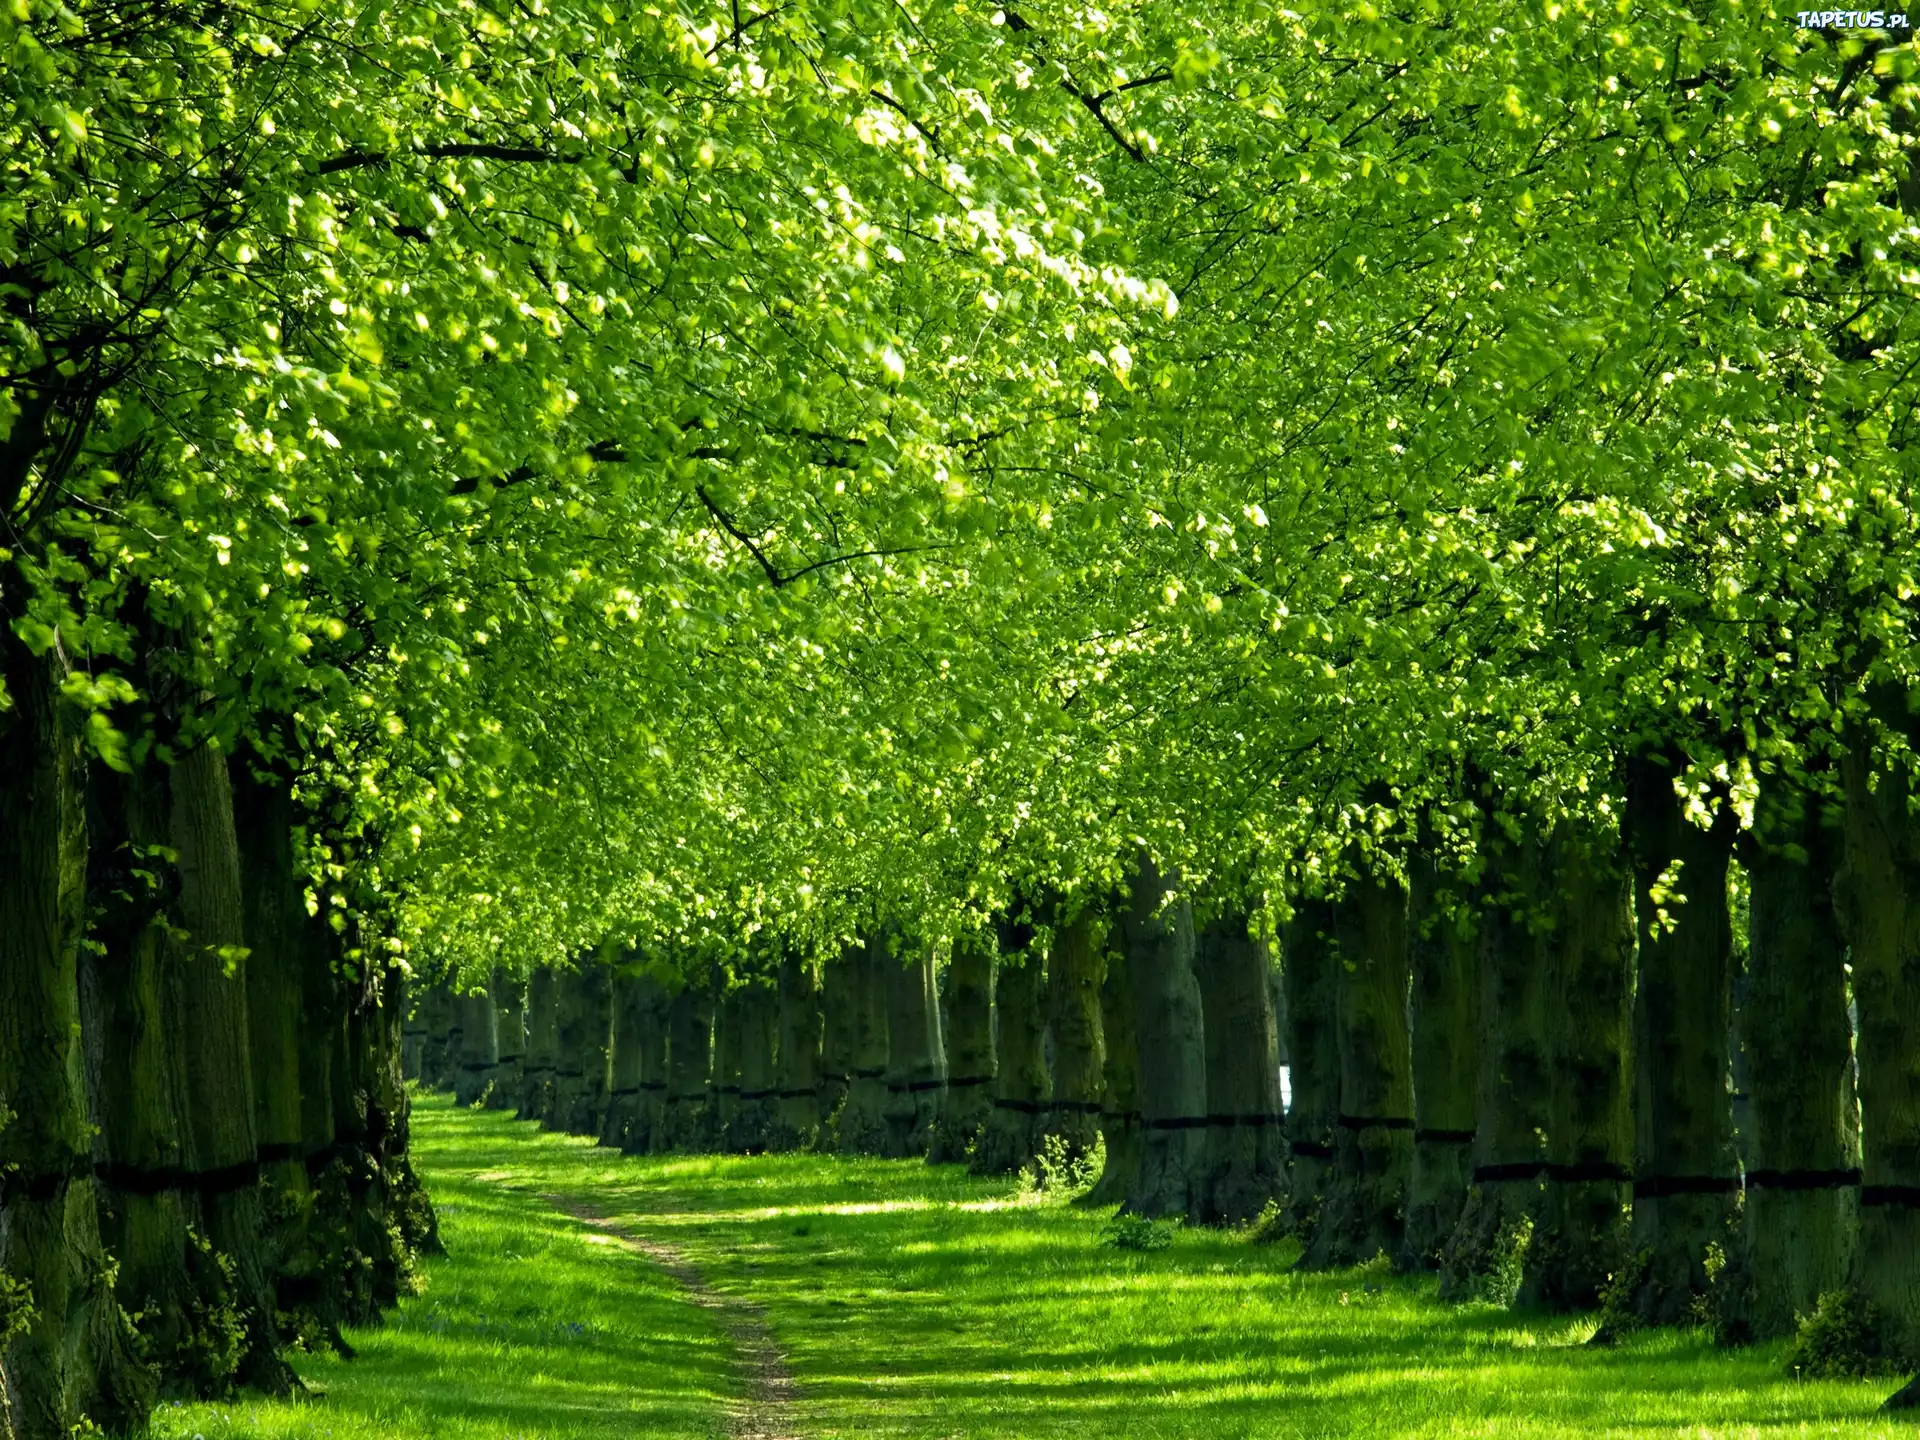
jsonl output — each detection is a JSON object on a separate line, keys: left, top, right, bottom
{"left": 1788, "top": 1289, "right": 1905, "bottom": 1379}
{"left": 1099, "top": 1212, "right": 1176, "bottom": 1252}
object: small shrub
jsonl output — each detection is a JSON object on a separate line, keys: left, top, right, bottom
{"left": 1101, "top": 1213, "right": 1176, "bottom": 1252}
{"left": 1788, "top": 1289, "right": 1901, "bottom": 1378}
{"left": 1027, "top": 1134, "right": 1103, "bottom": 1200}
{"left": 1475, "top": 1216, "right": 1534, "bottom": 1308}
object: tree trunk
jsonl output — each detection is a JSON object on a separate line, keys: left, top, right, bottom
{"left": 771, "top": 957, "right": 823, "bottom": 1151}
{"left": 229, "top": 762, "right": 327, "bottom": 1349}
{"left": 733, "top": 980, "right": 779, "bottom": 1154}
{"left": 660, "top": 983, "right": 712, "bottom": 1151}
{"left": 882, "top": 942, "right": 946, "bottom": 1158}
{"left": 929, "top": 932, "right": 995, "bottom": 1164}
{"left": 488, "top": 968, "right": 525, "bottom": 1112}
{"left": 552, "top": 958, "right": 611, "bottom": 1137}
{"left": 0, "top": 642, "right": 154, "bottom": 1438}
{"left": 603, "top": 969, "right": 649, "bottom": 1149}
{"left": 836, "top": 938, "right": 892, "bottom": 1155}
{"left": 423, "top": 983, "right": 460, "bottom": 1093}
{"left": 1530, "top": 822, "right": 1635, "bottom": 1311}
{"left": 1280, "top": 899, "right": 1339, "bottom": 1238}
{"left": 1834, "top": 745, "right": 1920, "bottom": 1365}
{"left": 816, "top": 948, "right": 856, "bottom": 1142}
{"left": 973, "top": 918, "right": 1047, "bottom": 1176}
{"left": 1305, "top": 872, "right": 1414, "bottom": 1267}
{"left": 1403, "top": 855, "right": 1477, "bottom": 1270}
{"left": 1088, "top": 921, "right": 1142, "bottom": 1207}
{"left": 1625, "top": 751, "right": 1739, "bottom": 1327}
{"left": 519, "top": 968, "right": 558, "bottom": 1120}
{"left": 709, "top": 984, "right": 743, "bottom": 1151}
{"left": 1441, "top": 829, "right": 1552, "bottom": 1299}
{"left": 1121, "top": 853, "right": 1207, "bottom": 1220}
{"left": 1190, "top": 913, "right": 1284, "bottom": 1224}
{"left": 452, "top": 989, "right": 499, "bottom": 1107}
{"left": 1723, "top": 773, "right": 1858, "bottom": 1342}
{"left": 1044, "top": 906, "right": 1107, "bottom": 1167}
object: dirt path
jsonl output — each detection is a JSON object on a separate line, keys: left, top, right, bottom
{"left": 550, "top": 1198, "right": 801, "bottom": 1440}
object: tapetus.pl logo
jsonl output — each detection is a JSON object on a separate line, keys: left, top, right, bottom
{"left": 1795, "top": 8, "right": 1911, "bottom": 24}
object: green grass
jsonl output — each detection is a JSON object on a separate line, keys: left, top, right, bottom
{"left": 159, "top": 1094, "right": 1912, "bottom": 1439}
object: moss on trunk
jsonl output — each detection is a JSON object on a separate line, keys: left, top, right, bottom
{"left": 974, "top": 916, "right": 1047, "bottom": 1177}
{"left": 1088, "top": 921, "right": 1142, "bottom": 1208}
{"left": 817, "top": 947, "right": 857, "bottom": 1141}
{"left": 929, "top": 932, "right": 996, "bottom": 1164}
{"left": 660, "top": 983, "right": 713, "bottom": 1151}
{"left": 518, "top": 968, "right": 558, "bottom": 1121}
{"left": 551, "top": 958, "right": 611, "bottom": 1137}
{"left": 732, "top": 980, "right": 780, "bottom": 1154}
{"left": 882, "top": 943, "right": 945, "bottom": 1159}
{"left": 1121, "top": 854, "right": 1207, "bottom": 1221}
{"left": 488, "top": 968, "right": 525, "bottom": 1113}
{"left": 771, "top": 957, "right": 823, "bottom": 1151}
{"left": 837, "top": 938, "right": 893, "bottom": 1156}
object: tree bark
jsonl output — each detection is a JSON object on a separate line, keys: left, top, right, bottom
{"left": 1121, "top": 853, "right": 1207, "bottom": 1221}
{"left": 0, "top": 642, "right": 154, "bottom": 1438}
{"left": 1403, "top": 855, "right": 1478, "bottom": 1269}
{"left": 929, "top": 932, "right": 995, "bottom": 1164}
{"left": 1625, "top": 751, "right": 1739, "bottom": 1327}
{"left": 1087, "top": 921, "right": 1142, "bottom": 1207}
{"left": 816, "top": 947, "right": 857, "bottom": 1142}
{"left": 882, "top": 942, "right": 946, "bottom": 1159}
{"left": 709, "top": 984, "right": 744, "bottom": 1151}
{"left": 602, "top": 969, "right": 649, "bottom": 1149}
{"left": 518, "top": 968, "right": 558, "bottom": 1121}
{"left": 732, "top": 980, "right": 779, "bottom": 1154}
{"left": 551, "top": 958, "right": 611, "bottom": 1137}
{"left": 1044, "top": 906, "right": 1107, "bottom": 1167}
{"left": 836, "top": 937, "right": 892, "bottom": 1155}
{"left": 1834, "top": 745, "right": 1920, "bottom": 1365}
{"left": 452, "top": 988, "right": 499, "bottom": 1108}
{"left": 1723, "top": 773, "right": 1858, "bottom": 1342}
{"left": 421, "top": 983, "right": 459, "bottom": 1092}
{"left": 488, "top": 968, "right": 525, "bottom": 1112}
{"left": 1441, "top": 828, "right": 1552, "bottom": 1299}
{"left": 1530, "top": 822, "right": 1635, "bottom": 1311}
{"left": 660, "top": 982, "right": 712, "bottom": 1151}
{"left": 1280, "top": 899, "right": 1339, "bottom": 1238}
{"left": 1305, "top": 872, "right": 1414, "bottom": 1267}
{"left": 771, "top": 957, "right": 823, "bottom": 1151}
{"left": 973, "top": 917, "right": 1047, "bottom": 1176}
{"left": 1191, "top": 913, "right": 1284, "bottom": 1224}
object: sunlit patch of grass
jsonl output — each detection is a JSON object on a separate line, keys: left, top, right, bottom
{"left": 152, "top": 1098, "right": 733, "bottom": 1440}
{"left": 160, "top": 1095, "right": 1913, "bottom": 1439}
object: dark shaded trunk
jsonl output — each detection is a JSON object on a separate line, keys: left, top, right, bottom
{"left": 488, "top": 968, "right": 524, "bottom": 1112}
{"left": 1044, "top": 906, "right": 1107, "bottom": 1166}
{"left": 229, "top": 762, "right": 328, "bottom": 1348}
{"left": 1087, "top": 923, "right": 1142, "bottom": 1207}
{"left": 0, "top": 642, "right": 154, "bottom": 1438}
{"left": 732, "top": 980, "right": 779, "bottom": 1154}
{"left": 1305, "top": 872, "right": 1414, "bottom": 1267}
{"left": 882, "top": 944, "right": 945, "bottom": 1158}
{"left": 1121, "top": 853, "right": 1207, "bottom": 1220}
{"left": 1834, "top": 745, "right": 1920, "bottom": 1365}
{"left": 659, "top": 983, "right": 712, "bottom": 1151}
{"left": 836, "top": 938, "right": 892, "bottom": 1155}
{"left": 551, "top": 958, "right": 611, "bottom": 1137}
{"left": 929, "top": 932, "right": 995, "bottom": 1164}
{"left": 1280, "top": 900, "right": 1339, "bottom": 1238}
{"left": 1722, "top": 774, "right": 1856, "bottom": 1342}
{"left": 973, "top": 919, "right": 1047, "bottom": 1176}
{"left": 518, "top": 968, "right": 557, "bottom": 1120}
{"left": 1441, "top": 829, "right": 1551, "bottom": 1299}
{"left": 602, "top": 969, "right": 652, "bottom": 1149}
{"left": 816, "top": 948, "right": 856, "bottom": 1140}
{"left": 771, "top": 957, "right": 822, "bottom": 1151}
{"left": 1625, "top": 751, "right": 1739, "bottom": 1326}
{"left": 709, "top": 984, "right": 743, "bottom": 1151}
{"left": 1402, "top": 855, "right": 1477, "bottom": 1270}
{"left": 1530, "top": 823, "right": 1634, "bottom": 1311}
{"left": 421, "top": 984, "right": 459, "bottom": 1093}
{"left": 1192, "top": 913, "right": 1284, "bottom": 1225}
{"left": 452, "top": 988, "right": 499, "bottom": 1107}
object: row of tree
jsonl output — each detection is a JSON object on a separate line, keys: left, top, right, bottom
{"left": 409, "top": 796, "right": 1913, "bottom": 1381}
{"left": 8, "top": 0, "right": 1920, "bottom": 1431}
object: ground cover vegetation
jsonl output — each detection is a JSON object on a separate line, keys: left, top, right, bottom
{"left": 171, "top": 1097, "right": 1916, "bottom": 1438}
{"left": 3, "top": 0, "right": 1920, "bottom": 1431}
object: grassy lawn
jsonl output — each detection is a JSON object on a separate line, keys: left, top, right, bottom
{"left": 160, "top": 1094, "right": 1911, "bottom": 1439}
